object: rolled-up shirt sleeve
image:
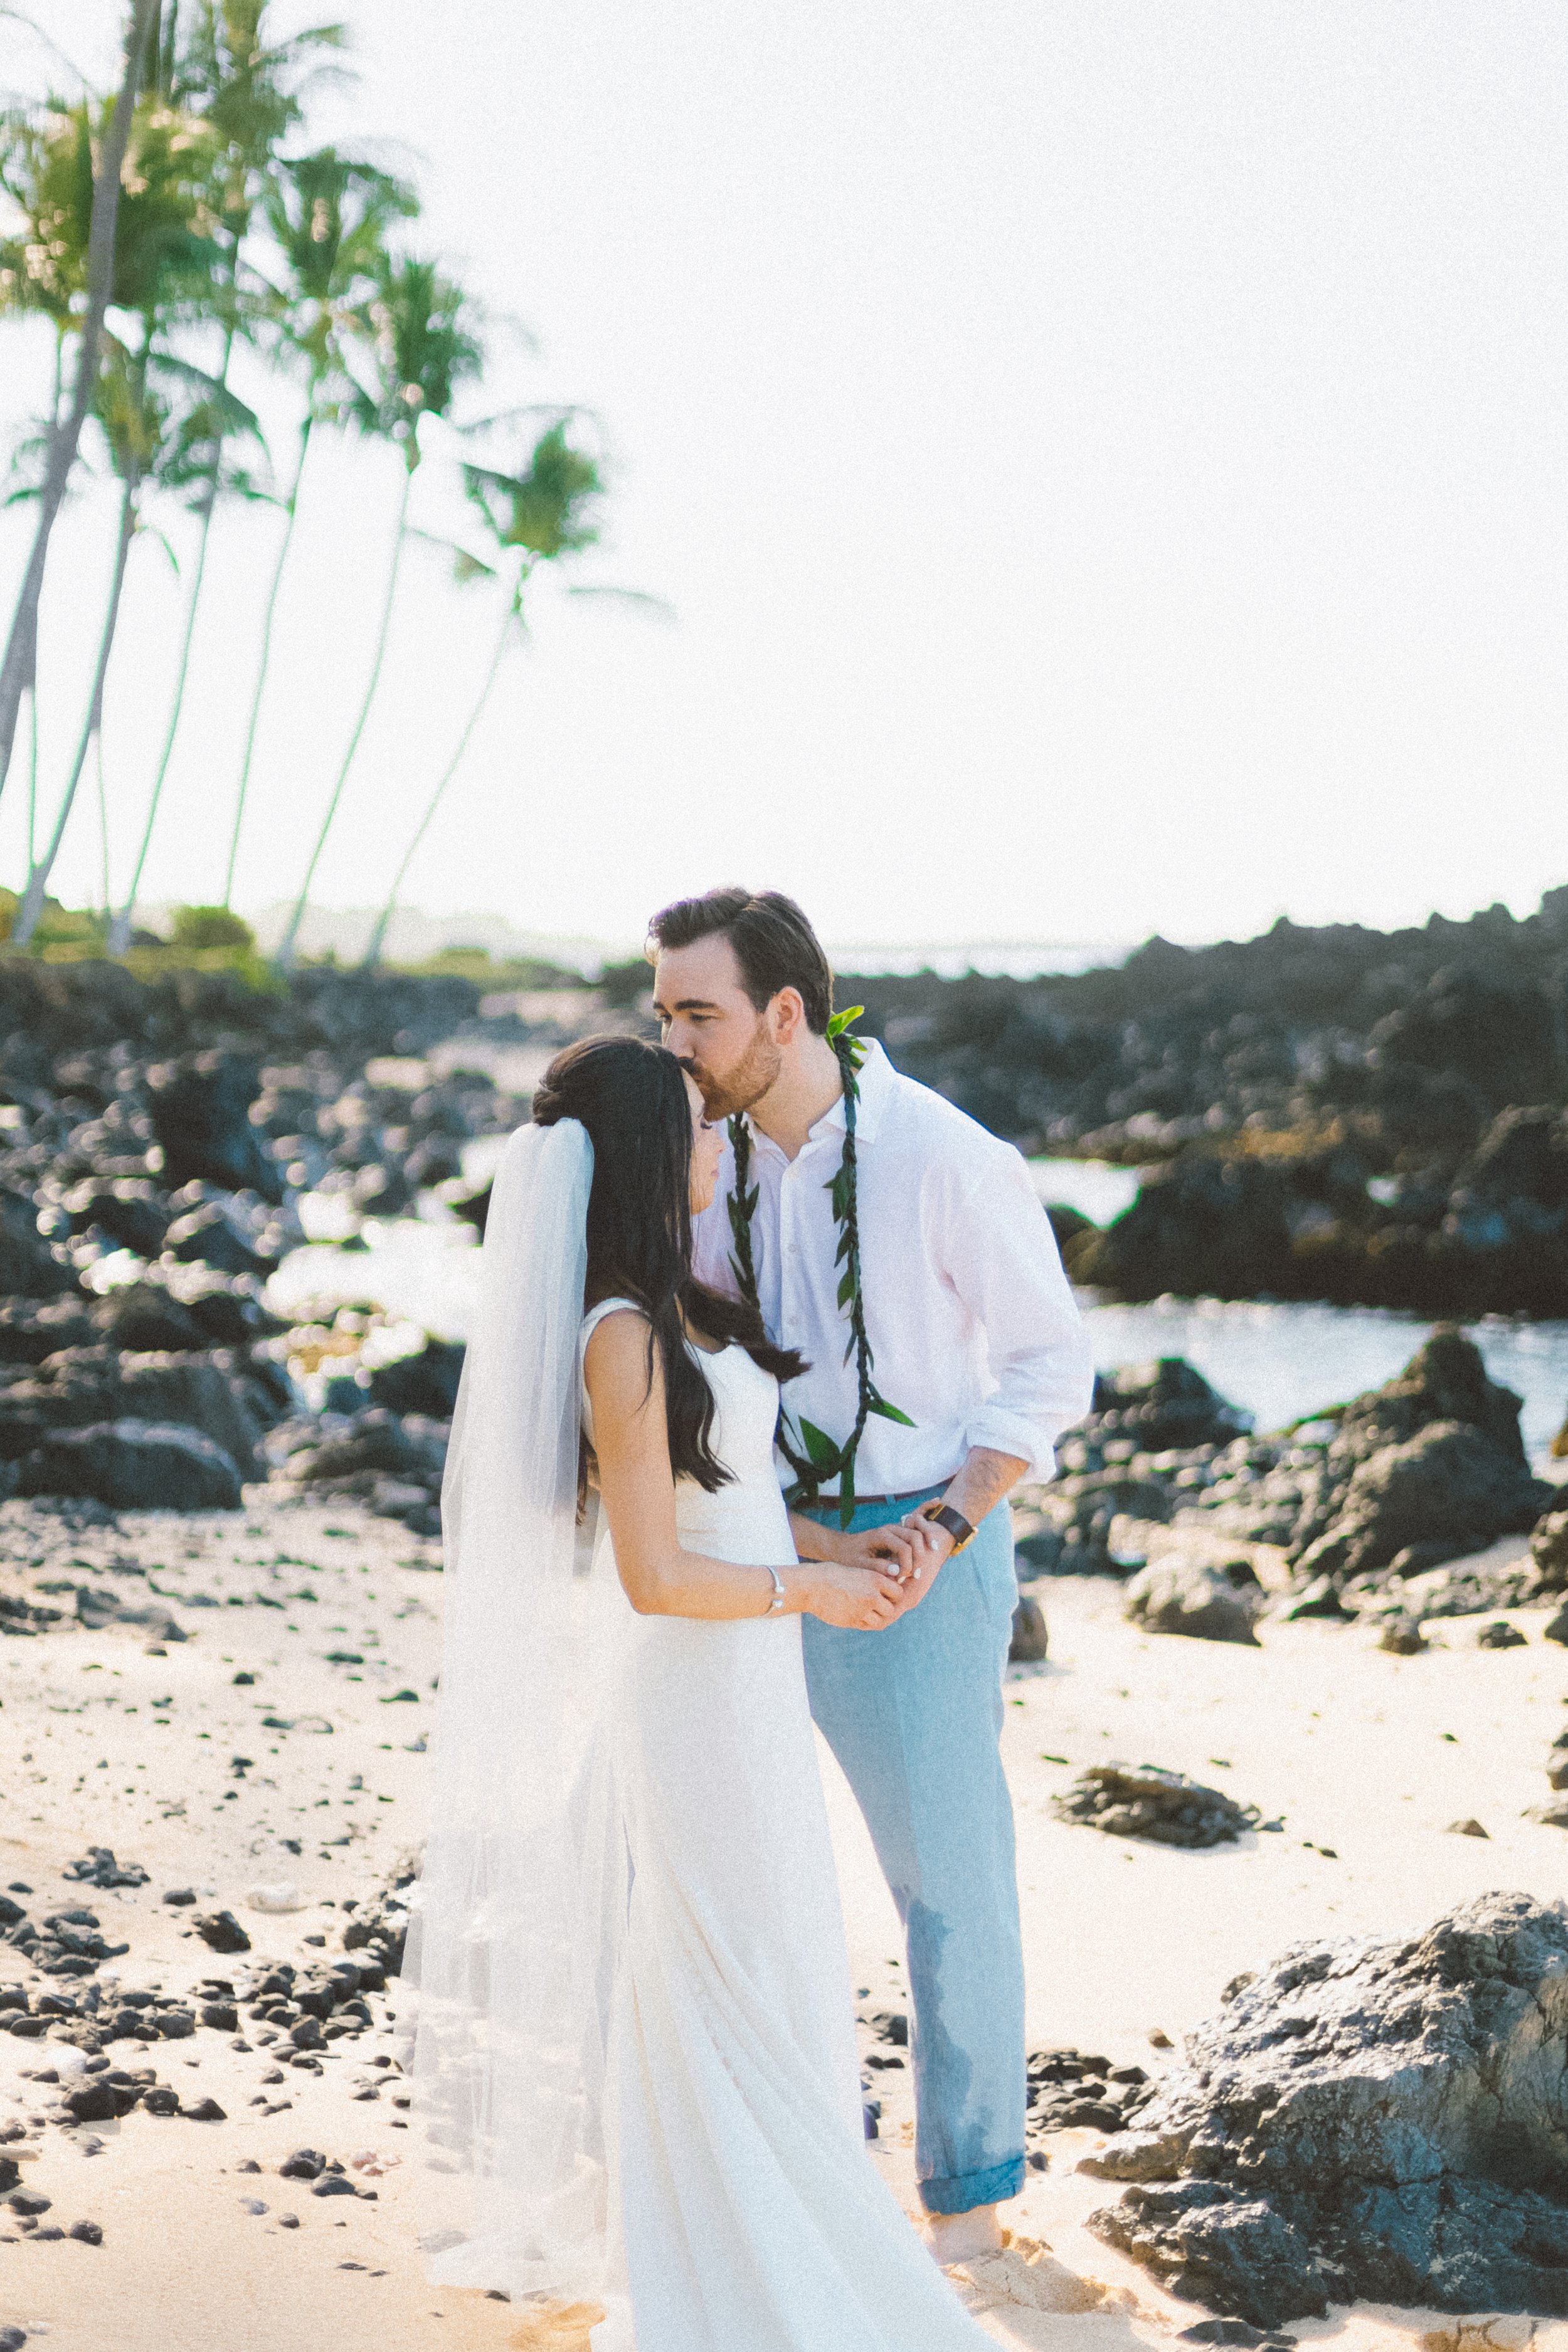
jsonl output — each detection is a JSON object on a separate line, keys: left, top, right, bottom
{"left": 937, "top": 1147, "right": 1095, "bottom": 1480}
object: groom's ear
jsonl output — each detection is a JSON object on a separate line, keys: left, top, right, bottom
{"left": 770, "top": 986, "right": 808, "bottom": 1047}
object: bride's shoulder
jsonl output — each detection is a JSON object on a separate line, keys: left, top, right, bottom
{"left": 581, "top": 1296, "right": 648, "bottom": 1348}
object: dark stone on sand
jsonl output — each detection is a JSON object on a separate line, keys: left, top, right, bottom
{"left": 282, "top": 1407, "right": 445, "bottom": 1488}
{"left": 18, "top": 1419, "right": 243, "bottom": 1512}
{"left": 163, "top": 1200, "right": 275, "bottom": 1278}
{"left": 1123, "top": 1557, "right": 1259, "bottom": 1646}
{"left": 367, "top": 1338, "right": 465, "bottom": 1418}
{"left": 1026, "top": 2047, "right": 1155, "bottom": 2136}
{"left": 87, "top": 1281, "right": 208, "bottom": 1353}
{"left": 0, "top": 2323, "right": 28, "bottom": 2348}
{"left": 1, "top": 1345, "right": 265, "bottom": 1477}
{"left": 147, "top": 1054, "right": 285, "bottom": 1202}
{"left": 280, "top": 2149, "right": 325, "bottom": 2179}
{"left": 1333, "top": 1327, "right": 1533, "bottom": 1466}
{"left": 1377, "top": 1618, "right": 1426, "bottom": 1655}
{"left": 192, "top": 1910, "right": 251, "bottom": 1955}
{"left": 7, "top": 2191, "right": 50, "bottom": 2217}
{"left": 1009, "top": 1594, "right": 1048, "bottom": 1662}
{"left": 1177, "top": 2321, "right": 1296, "bottom": 2346}
{"left": 1475, "top": 1619, "right": 1527, "bottom": 1649}
{"left": 1543, "top": 1605, "right": 1568, "bottom": 1646}
{"left": 60, "top": 1177, "right": 170, "bottom": 1258}
{"left": 1294, "top": 1419, "right": 1552, "bottom": 1586}
{"left": 1084, "top": 1359, "right": 1252, "bottom": 1452}
{"left": 0, "top": 1185, "right": 80, "bottom": 1299}
{"left": 140, "top": 2087, "right": 179, "bottom": 2116}
{"left": 199, "top": 2002, "right": 238, "bottom": 2032}
{"left": 162, "top": 1888, "right": 196, "bottom": 1907}
{"left": 63, "top": 1848, "right": 147, "bottom": 1889}
{"left": 179, "top": 2097, "right": 226, "bottom": 2122}
{"left": 1532, "top": 1506, "right": 1568, "bottom": 1590}
{"left": 311, "top": 2173, "right": 358, "bottom": 2196}
{"left": 1051, "top": 1764, "right": 1257, "bottom": 1848}
{"left": 1083, "top": 1890, "right": 1568, "bottom": 2325}
{"left": 63, "top": 2079, "right": 135, "bottom": 2123}
{"left": 0, "top": 1300, "right": 95, "bottom": 1364}
{"left": 68, "top": 2219, "right": 103, "bottom": 2244}
{"left": 1448, "top": 1819, "right": 1489, "bottom": 1838}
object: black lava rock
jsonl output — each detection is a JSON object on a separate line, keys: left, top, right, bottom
{"left": 18, "top": 1419, "right": 243, "bottom": 1511}
{"left": 1083, "top": 1890, "right": 1568, "bottom": 2324}
{"left": 367, "top": 1338, "right": 465, "bottom": 1417}
{"left": 191, "top": 1910, "right": 251, "bottom": 1954}
{"left": 1052, "top": 1764, "right": 1259, "bottom": 1848}
{"left": 147, "top": 1054, "right": 285, "bottom": 1202}
{"left": 1009, "top": 1594, "right": 1048, "bottom": 1662}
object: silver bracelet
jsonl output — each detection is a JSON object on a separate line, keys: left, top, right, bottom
{"left": 763, "top": 1563, "right": 787, "bottom": 1615}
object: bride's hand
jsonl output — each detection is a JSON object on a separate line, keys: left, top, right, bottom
{"left": 793, "top": 1562, "right": 909, "bottom": 1631}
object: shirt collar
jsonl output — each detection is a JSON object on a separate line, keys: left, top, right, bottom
{"left": 746, "top": 1036, "right": 895, "bottom": 1157}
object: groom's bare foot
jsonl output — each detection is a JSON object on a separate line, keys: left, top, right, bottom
{"left": 923, "top": 2203, "right": 1004, "bottom": 2265}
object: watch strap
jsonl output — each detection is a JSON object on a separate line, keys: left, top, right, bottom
{"left": 920, "top": 1501, "right": 977, "bottom": 1553}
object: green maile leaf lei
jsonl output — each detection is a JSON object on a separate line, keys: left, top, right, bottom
{"left": 726, "top": 1007, "right": 914, "bottom": 1527}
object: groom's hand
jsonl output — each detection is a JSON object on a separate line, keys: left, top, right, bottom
{"left": 837, "top": 1523, "right": 930, "bottom": 1582}
{"left": 788, "top": 1516, "right": 936, "bottom": 1590}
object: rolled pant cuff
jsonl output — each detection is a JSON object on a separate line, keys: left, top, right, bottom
{"left": 919, "top": 2155, "right": 1025, "bottom": 2215}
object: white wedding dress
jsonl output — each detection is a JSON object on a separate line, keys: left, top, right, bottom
{"left": 580, "top": 1300, "right": 992, "bottom": 2352}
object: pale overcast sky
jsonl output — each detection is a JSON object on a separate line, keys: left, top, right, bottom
{"left": 1, "top": 1, "right": 1564, "bottom": 957}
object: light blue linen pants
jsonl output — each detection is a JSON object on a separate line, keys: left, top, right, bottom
{"left": 797, "top": 1487, "right": 1026, "bottom": 2215}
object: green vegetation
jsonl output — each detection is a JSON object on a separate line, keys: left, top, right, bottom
{"left": 0, "top": 2, "right": 637, "bottom": 969}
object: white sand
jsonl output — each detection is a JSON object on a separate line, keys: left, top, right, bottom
{"left": 1, "top": 1499, "right": 1566, "bottom": 2351}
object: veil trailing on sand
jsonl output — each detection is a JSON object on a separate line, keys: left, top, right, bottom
{"left": 405, "top": 1116, "right": 620, "bottom": 2306}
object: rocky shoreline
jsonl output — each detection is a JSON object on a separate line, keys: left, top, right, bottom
{"left": 2, "top": 957, "right": 1567, "bottom": 1622}
{"left": 844, "top": 887, "right": 1568, "bottom": 1318}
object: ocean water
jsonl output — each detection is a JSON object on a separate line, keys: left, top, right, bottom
{"left": 267, "top": 1212, "right": 1568, "bottom": 1468}
{"left": 1083, "top": 1295, "right": 1568, "bottom": 1463}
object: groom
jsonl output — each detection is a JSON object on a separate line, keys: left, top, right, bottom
{"left": 649, "top": 886, "right": 1093, "bottom": 2262}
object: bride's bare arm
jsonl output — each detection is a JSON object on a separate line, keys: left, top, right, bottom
{"left": 585, "top": 1310, "right": 906, "bottom": 1628}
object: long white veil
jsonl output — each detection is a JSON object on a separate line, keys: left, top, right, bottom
{"left": 405, "top": 1115, "right": 618, "bottom": 2304}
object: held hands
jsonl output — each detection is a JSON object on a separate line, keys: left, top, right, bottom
{"left": 796, "top": 1559, "right": 910, "bottom": 1631}
{"left": 792, "top": 1516, "right": 950, "bottom": 1631}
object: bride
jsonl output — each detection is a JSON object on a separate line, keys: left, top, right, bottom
{"left": 408, "top": 1034, "right": 995, "bottom": 2350}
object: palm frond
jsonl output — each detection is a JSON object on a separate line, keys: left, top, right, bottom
{"left": 564, "top": 586, "right": 676, "bottom": 621}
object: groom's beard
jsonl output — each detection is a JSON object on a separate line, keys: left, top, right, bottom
{"left": 685, "top": 1017, "right": 781, "bottom": 1122}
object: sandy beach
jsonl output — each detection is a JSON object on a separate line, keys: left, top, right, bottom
{"left": 1, "top": 1488, "right": 1566, "bottom": 2352}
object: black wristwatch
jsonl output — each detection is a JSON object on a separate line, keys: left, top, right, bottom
{"left": 919, "top": 1500, "right": 976, "bottom": 1554}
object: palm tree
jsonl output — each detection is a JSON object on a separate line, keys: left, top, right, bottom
{"left": 359, "top": 420, "right": 608, "bottom": 970}
{"left": 106, "top": 0, "right": 350, "bottom": 952}
{"left": 13, "top": 328, "right": 163, "bottom": 945}
{"left": 0, "top": 0, "right": 159, "bottom": 806}
{"left": 9, "top": 90, "right": 229, "bottom": 946}
{"left": 221, "top": 144, "right": 416, "bottom": 906}
{"left": 273, "top": 253, "right": 482, "bottom": 973}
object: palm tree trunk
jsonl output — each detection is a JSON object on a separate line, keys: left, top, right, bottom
{"left": 108, "top": 328, "right": 235, "bottom": 955}
{"left": 24, "top": 679, "right": 38, "bottom": 872}
{"left": 0, "top": 0, "right": 158, "bottom": 803}
{"left": 13, "top": 482, "right": 137, "bottom": 948}
{"left": 361, "top": 595, "right": 518, "bottom": 972}
{"left": 275, "top": 462, "right": 414, "bottom": 973}
{"left": 95, "top": 733, "right": 112, "bottom": 919}
{"left": 224, "top": 406, "right": 314, "bottom": 907}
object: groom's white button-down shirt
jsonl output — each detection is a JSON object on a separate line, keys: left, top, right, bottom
{"left": 692, "top": 1041, "right": 1094, "bottom": 1496}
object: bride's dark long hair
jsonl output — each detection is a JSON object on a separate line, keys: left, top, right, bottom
{"left": 532, "top": 1034, "right": 805, "bottom": 1492}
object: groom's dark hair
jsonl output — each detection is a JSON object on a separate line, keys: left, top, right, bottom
{"left": 647, "top": 887, "right": 834, "bottom": 1034}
